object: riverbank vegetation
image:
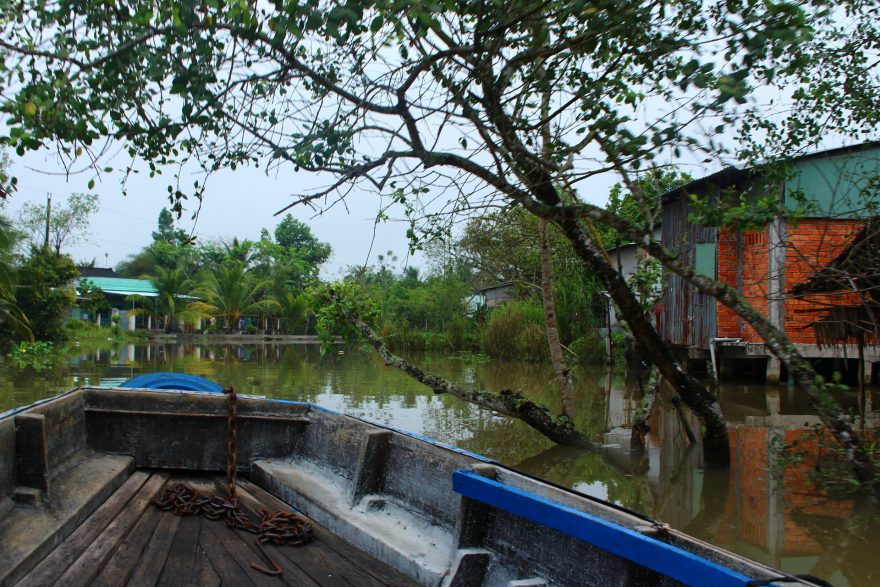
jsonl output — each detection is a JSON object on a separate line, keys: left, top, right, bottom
{"left": 0, "top": 193, "right": 613, "bottom": 365}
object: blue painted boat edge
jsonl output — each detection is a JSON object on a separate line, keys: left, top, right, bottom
{"left": 452, "top": 469, "right": 768, "bottom": 587}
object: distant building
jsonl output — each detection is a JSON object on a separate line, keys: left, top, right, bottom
{"left": 605, "top": 225, "right": 663, "bottom": 331}
{"left": 469, "top": 282, "right": 516, "bottom": 311}
{"left": 73, "top": 268, "right": 159, "bottom": 331}
{"left": 658, "top": 142, "right": 879, "bottom": 383}
{"left": 77, "top": 267, "right": 121, "bottom": 279}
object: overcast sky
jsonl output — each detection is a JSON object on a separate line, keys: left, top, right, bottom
{"left": 4, "top": 96, "right": 793, "bottom": 278}
{"left": 7, "top": 147, "right": 434, "bottom": 277}
{"left": 5, "top": 139, "right": 740, "bottom": 279}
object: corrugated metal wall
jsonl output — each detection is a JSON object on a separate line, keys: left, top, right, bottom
{"left": 660, "top": 192, "right": 717, "bottom": 350}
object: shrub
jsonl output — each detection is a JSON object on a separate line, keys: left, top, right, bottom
{"left": 378, "top": 320, "right": 426, "bottom": 352}
{"left": 444, "top": 317, "right": 476, "bottom": 351}
{"left": 377, "top": 316, "right": 476, "bottom": 353}
{"left": 569, "top": 332, "right": 606, "bottom": 364}
{"left": 15, "top": 250, "right": 78, "bottom": 342}
{"left": 479, "top": 299, "right": 548, "bottom": 361}
{"left": 9, "top": 341, "right": 61, "bottom": 370}
{"left": 515, "top": 322, "right": 549, "bottom": 362}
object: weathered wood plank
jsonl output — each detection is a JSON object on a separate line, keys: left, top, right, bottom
{"left": 213, "top": 480, "right": 320, "bottom": 587}
{"left": 84, "top": 388, "right": 310, "bottom": 418}
{"left": 194, "top": 520, "right": 257, "bottom": 586}
{"left": 156, "top": 514, "right": 202, "bottom": 587}
{"left": 91, "top": 505, "right": 163, "bottom": 587}
{"left": 253, "top": 542, "right": 322, "bottom": 587}
{"left": 23, "top": 471, "right": 414, "bottom": 587}
{"left": 188, "top": 541, "right": 221, "bottom": 587}
{"left": 199, "top": 516, "right": 287, "bottom": 587}
{"left": 84, "top": 407, "right": 310, "bottom": 424}
{"left": 237, "top": 478, "right": 418, "bottom": 586}
{"left": 144, "top": 476, "right": 238, "bottom": 586}
{"left": 351, "top": 431, "right": 392, "bottom": 505}
{"left": 14, "top": 413, "right": 49, "bottom": 495}
{"left": 16, "top": 470, "right": 150, "bottom": 587}
{"left": 53, "top": 472, "right": 169, "bottom": 587}
{"left": 231, "top": 481, "right": 388, "bottom": 587}
{"left": 274, "top": 535, "right": 392, "bottom": 587}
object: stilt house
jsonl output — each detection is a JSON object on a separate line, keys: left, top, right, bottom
{"left": 658, "top": 142, "right": 880, "bottom": 383}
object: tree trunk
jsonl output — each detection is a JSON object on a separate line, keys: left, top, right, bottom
{"left": 632, "top": 366, "right": 660, "bottom": 447}
{"left": 565, "top": 201, "right": 877, "bottom": 486}
{"left": 333, "top": 290, "right": 597, "bottom": 450}
{"left": 476, "top": 89, "right": 730, "bottom": 459}
{"left": 557, "top": 215, "right": 730, "bottom": 460}
{"left": 535, "top": 59, "right": 577, "bottom": 419}
{"left": 539, "top": 219, "right": 577, "bottom": 418}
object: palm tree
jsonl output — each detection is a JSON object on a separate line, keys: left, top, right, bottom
{"left": 278, "top": 290, "right": 311, "bottom": 334}
{"left": 128, "top": 266, "right": 206, "bottom": 332}
{"left": 0, "top": 219, "right": 31, "bottom": 340}
{"left": 193, "top": 261, "right": 279, "bottom": 333}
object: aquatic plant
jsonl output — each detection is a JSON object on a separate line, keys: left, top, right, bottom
{"left": 8, "top": 341, "right": 61, "bottom": 370}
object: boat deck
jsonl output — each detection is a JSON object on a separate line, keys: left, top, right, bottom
{"left": 15, "top": 470, "right": 418, "bottom": 587}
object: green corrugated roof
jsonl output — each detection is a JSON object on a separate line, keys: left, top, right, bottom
{"left": 80, "top": 277, "right": 158, "bottom": 296}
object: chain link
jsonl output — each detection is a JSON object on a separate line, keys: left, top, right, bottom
{"left": 153, "top": 386, "right": 312, "bottom": 576}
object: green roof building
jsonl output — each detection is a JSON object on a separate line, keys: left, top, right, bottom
{"left": 78, "top": 277, "right": 158, "bottom": 298}
{"left": 72, "top": 270, "right": 161, "bottom": 330}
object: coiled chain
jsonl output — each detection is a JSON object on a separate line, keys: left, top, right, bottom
{"left": 153, "top": 386, "right": 312, "bottom": 576}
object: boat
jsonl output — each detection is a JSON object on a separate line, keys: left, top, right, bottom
{"left": 0, "top": 373, "right": 825, "bottom": 586}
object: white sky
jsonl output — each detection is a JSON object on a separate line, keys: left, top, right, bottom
{"left": 2, "top": 136, "right": 739, "bottom": 278}
{"left": 3, "top": 90, "right": 829, "bottom": 278}
{"left": 7, "top": 148, "right": 430, "bottom": 277}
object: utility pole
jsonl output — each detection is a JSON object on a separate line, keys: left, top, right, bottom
{"left": 44, "top": 193, "right": 51, "bottom": 250}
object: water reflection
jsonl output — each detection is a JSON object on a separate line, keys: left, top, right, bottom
{"left": 0, "top": 342, "right": 876, "bottom": 585}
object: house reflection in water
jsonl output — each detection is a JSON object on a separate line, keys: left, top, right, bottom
{"left": 597, "top": 380, "right": 878, "bottom": 587}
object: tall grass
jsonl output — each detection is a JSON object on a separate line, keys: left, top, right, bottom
{"left": 478, "top": 299, "right": 549, "bottom": 361}
{"left": 378, "top": 318, "right": 477, "bottom": 353}
{"left": 553, "top": 270, "right": 602, "bottom": 345}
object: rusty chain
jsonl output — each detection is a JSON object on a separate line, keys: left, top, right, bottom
{"left": 153, "top": 386, "right": 312, "bottom": 576}
{"left": 225, "top": 385, "right": 238, "bottom": 503}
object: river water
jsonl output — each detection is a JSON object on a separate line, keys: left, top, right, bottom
{"left": 1, "top": 341, "right": 876, "bottom": 586}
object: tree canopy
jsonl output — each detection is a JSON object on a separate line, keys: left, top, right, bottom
{"left": 14, "top": 249, "right": 77, "bottom": 341}
{"left": 15, "top": 192, "right": 99, "bottom": 255}
{"left": 2, "top": 0, "right": 879, "bottom": 476}
{"left": 152, "top": 207, "right": 190, "bottom": 246}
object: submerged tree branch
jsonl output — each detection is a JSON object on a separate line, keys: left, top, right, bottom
{"left": 331, "top": 291, "right": 597, "bottom": 450}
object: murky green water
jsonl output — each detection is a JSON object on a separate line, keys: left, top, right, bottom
{"left": 1, "top": 341, "right": 876, "bottom": 586}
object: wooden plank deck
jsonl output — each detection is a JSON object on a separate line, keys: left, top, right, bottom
{"left": 17, "top": 471, "right": 418, "bottom": 587}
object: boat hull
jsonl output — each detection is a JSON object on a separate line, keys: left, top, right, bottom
{"left": 1, "top": 387, "right": 810, "bottom": 586}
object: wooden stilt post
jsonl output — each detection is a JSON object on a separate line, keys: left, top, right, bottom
{"left": 858, "top": 332, "right": 866, "bottom": 428}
